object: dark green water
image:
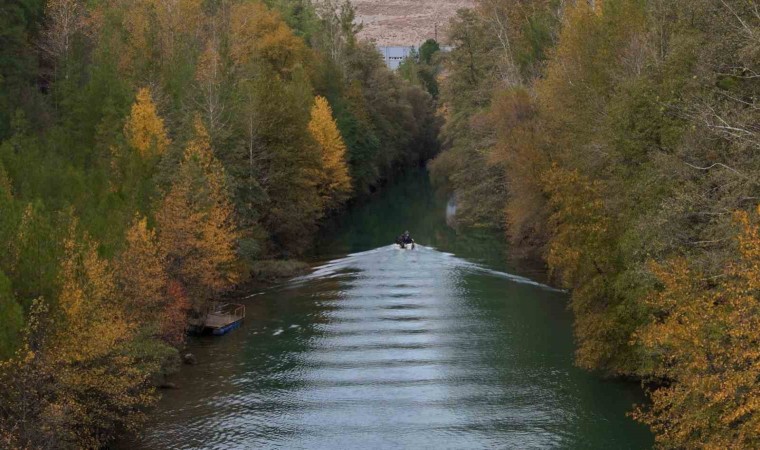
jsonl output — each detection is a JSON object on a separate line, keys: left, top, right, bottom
{"left": 130, "top": 172, "right": 653, "bottom": 449}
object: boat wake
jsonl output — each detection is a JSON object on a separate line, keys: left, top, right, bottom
{"left": 291, "top": 245, "right": 562, "bottom": 293}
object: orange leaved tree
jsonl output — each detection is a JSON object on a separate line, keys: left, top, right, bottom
{"left": 123, "top": 87, "right": 170, "bottom": 158}
{"left": 229, "top": 1, "right": 309, "bottom": 75}
{"left": 115, "top": 215, "right": 190, "bottom": 346}
{"left": 636, "top": 205, "right": 760, "bottom": 448}
{"left": 156, "top": 117, "right": 240, "bottom": 316}
{"left": 117, "top": 214, "right": 167, "bottom": 320}
{"left": 308, "top": 95, "right": 352, "bottom": 210}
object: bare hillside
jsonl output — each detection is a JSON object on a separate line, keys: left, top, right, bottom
{"left": 351, "top": 0, "right": 475, "bottom": 46}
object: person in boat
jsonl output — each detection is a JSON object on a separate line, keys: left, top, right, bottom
{"left": 397, "top": 231, "right": 415, "bottom": 249}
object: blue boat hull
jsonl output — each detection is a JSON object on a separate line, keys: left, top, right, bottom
{"left": 211, "top": 319, "right": 243, "bottom": 336}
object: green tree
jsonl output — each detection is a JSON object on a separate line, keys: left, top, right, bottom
{"left": 0, "top": 272, "right": 22, "bottom": 360}
{"left": 419, "top": 39, "right": 440, "bottom": 65}
{"left": 0, "top": 0, "right": 43, "bottom": 139}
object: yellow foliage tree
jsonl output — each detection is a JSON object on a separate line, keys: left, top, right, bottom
{"left": 123, "top": 87, "right": 170, "bottom": 157}
{"left": 116, "top": 214, "right": 167, "bottom": 322}
{"left": 636, "top": 204, "right": 760, "bottom": 448}
{"left": 117, "top": 214, "right": 190, "bottom": 346}
{"left": 54, "top": 228, "right": 159, "bottom": 445}
{"left": 229, "top": 1, "right": 309, "bottom": 74}
{"left": 0, "top": 224, "right": 159, "bottom": 448}
{"left": 308, "top": 96, "right": 352, "bottom": 209}
{"left": 156, "top": 118, "right": 240, "bottom": 314}
{"left": 536, "top": 0, "right": 646, "bottom": 173}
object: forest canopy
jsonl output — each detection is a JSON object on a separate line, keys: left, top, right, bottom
{"left": 0, "top": 0, "right": 438, "bottom": 447}
{"left": 430, "top": 0, "right": 760, "bottom": 447}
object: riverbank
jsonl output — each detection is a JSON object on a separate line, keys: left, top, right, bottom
{"left": 429, "top": 2, "right": 760, "bottom": 445}
{"left": 0, "top": 0, "right": 447, "bottom": 445}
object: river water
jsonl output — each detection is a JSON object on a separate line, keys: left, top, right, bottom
{"left": 130, "top": 172, "right": 653, "bottom": 449}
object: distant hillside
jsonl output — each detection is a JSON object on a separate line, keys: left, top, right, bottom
{"left": 351, "top": 0, "right": 475, "bottom": 46}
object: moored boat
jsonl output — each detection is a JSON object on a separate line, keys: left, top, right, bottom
{"left": 189, "top": 301, "right": 245, "bottom": 336}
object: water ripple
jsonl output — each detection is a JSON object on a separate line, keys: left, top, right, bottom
{"left": 129, "top": 243, "right": 650, "bottom": 450}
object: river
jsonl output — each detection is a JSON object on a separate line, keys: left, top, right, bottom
{"left": 128, "top": 171, "right": 653, "bottom": 449}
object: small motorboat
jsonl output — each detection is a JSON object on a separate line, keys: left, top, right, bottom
{"left": 395, "top": 231, "right": 415, "bottom": 250}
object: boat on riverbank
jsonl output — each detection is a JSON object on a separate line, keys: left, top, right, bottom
{"left": 189, "top": 302, "right": 245, "bottom": 336}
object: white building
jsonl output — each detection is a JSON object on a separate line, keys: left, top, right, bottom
{"left": 379, "top": 44, "right": 453, "bottom": 70}
{"left": 379, "top": 46, "right": 416, "bottom": 70}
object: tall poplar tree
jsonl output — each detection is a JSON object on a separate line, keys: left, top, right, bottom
{"left": 308, "top": 95, "right": 351, "bottom": 209}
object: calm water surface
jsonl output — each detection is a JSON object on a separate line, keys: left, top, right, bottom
{"left": 130, "top": 172, "right": 652, "bottom": 449}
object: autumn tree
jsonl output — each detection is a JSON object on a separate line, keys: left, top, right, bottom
{"left": 116, "top": 214, "right": 167, "bottom": 322}
{"left": 539, "top": 164, "right": 645, "bottom": 371}
{"left": 51, "top": 228, "right": 165, "bottom": 444}
{"left": 108, "top": 86, "right": 172, "bottom": 223}
{"left": 434, "top": 2, "right": 759, "bottom": 446}
{"left": 0, "top": 224, "right": 164, "bottom": 448}
{"left": 0, "top": 0, "right": 443, "bottom": 445}
{"left": 156, "top": 117, "right": 240, "bottom": 314}
{"left": 119, "top": 0, "right": 156, "bottom": 78}
{"left": 117, "top": 214, "right": 191, "bottom": 346}
{"left": 636, "top": 205, "right": 760, "bottom": 448}
{"left": 119, "top": 0, "right": 203, "bottom": 82}
{"left": 308, "top": 95, "right": 351, "bottom": 209}
{"left": 123, "top": 87, "right": 170, "bottom": 157}
{"left": 487, "top": 88, "right": 547, "bottom": 251}
{"left": 229, "top": 1, "right": 310, "bottom": 75}
{"left": 161, "top": 279, "right": 190, "bottom": 347}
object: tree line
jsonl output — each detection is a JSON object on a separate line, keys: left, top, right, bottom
{"left": 430, "top": 0, "right": 759, "bottom": 447}
{"left": 0, "top": 0, "right": 438, "bottom": 447}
